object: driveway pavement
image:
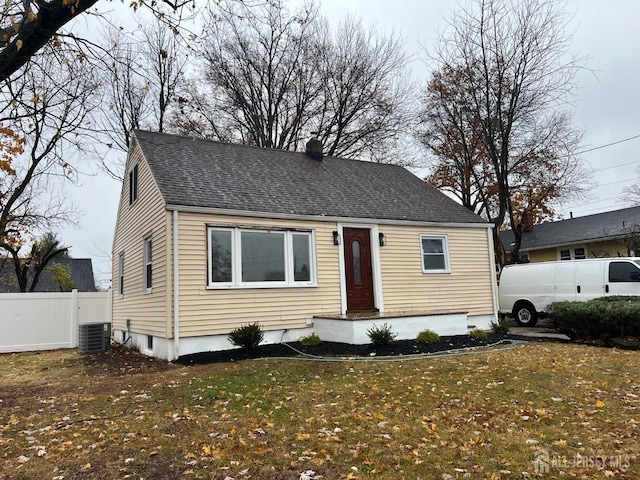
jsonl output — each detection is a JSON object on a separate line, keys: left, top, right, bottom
{"left": 504, "top": 317, "right": 571, "bottom": 341}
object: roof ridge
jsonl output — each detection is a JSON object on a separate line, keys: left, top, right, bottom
{"left": 554, "top": 205, "right": 640, "bottom": 224}
{"left": 133, "top": 129, "right": 406, "bottom": 170}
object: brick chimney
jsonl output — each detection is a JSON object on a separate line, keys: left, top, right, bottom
{"left": 305, "top": 133, "right": 323, "bottom": 161}
{"left": 521, "top": 209, "right": 533, "bottom": 232}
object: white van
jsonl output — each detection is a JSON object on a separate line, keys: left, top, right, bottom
{"left": 498, "top": 258, "right": 640, "bottom": 326}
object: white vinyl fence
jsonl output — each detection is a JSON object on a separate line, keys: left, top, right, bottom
{"left": 0, "top": 290, "right": 111, "bottom": 353}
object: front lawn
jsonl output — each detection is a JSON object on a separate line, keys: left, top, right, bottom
{"left": 1, "top": 342, "right": 639, "bottom": 479}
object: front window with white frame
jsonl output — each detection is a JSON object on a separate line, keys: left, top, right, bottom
{"left": 420, "top": 234, "right": 450, "bottom": 273}
{"left": 208, "top": 226, "right": 315, "bottom": 287}
{"left": 558, "top": 246, "right": 586, "bottom": 261}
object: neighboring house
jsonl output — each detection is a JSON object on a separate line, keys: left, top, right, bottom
{"left": 112, "top": 130, "right": 498, "bottom": 360}
{"left": 501, "top": 206, "right": 640, "bottom": 263}
{"left": 0, "top": 257, "right": 97, "bottom": 292}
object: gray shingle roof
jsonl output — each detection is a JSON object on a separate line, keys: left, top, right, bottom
{"left": 501, "top": 206, "right": 640, "bottom": 251}
{"left": 133, "top": 130, "right": 485, "bottom": 224}
{"left": 0, "top": 258, "right": 96, "bottom": 293}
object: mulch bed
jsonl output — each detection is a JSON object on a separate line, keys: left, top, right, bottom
{"left": 176, "top": 333, "right": 545, "bottom": 365}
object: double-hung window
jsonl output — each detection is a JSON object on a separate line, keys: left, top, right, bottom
{"left": 420, "top": 234, "right": 450, "bottom": 273}
{"left": 208, "top": 227, "right": 315, "bottom": 287}
{"left": 143, "top": 236, "right": 152, "bottom": 293}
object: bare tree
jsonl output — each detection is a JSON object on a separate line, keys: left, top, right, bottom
{"left": 418, "top": 0, "right": 590, "bottom": 265}
{"left": 0, "top": 43, "right": 97, "bottom": 289}
{"left": 622, "top": 166, "right": 640, "bottom": 206}
{"left": 194, "top": 0, "right": 322, "bottom": 150}
{"left": 0, "top": 0, "right": 196, "bottom": 83}
{"left": 314, "top": 15, "right": 414, "bottom": 161}
{"left": 95, "top": 18, "right": 187, "bottom": 178}
{"left": 141, "top": 22, "right": 187, "bottom": 133}
{"left": 175, "top": 0, "right": 414, "bottom": 163}
{"left": 97, "top": 31, "right": 151, "bottom": 154}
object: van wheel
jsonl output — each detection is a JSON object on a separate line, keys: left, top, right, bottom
{"left": 513, "top": 302, "right": 538, "bottom": 327}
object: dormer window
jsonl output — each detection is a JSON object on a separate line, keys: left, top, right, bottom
{"left": 129, "top": 164, "right": 139, "bottom": 205}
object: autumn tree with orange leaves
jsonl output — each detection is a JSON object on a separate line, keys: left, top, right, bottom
{"left": 418, "top": 0, "right": 591, "bottom": 266}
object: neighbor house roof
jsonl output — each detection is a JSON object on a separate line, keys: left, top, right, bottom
{"left": 0, "top": 258, "right": 97, "bottom": 293}
{"left": 501, "top": 206, "right": 640, "bottom": 251}
{"left": 133, "top": 130, "right": 486, "bottom": 225}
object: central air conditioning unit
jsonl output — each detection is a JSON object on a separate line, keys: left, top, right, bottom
{"left": 78, "top": 323, "right": 111, "bottom": 353}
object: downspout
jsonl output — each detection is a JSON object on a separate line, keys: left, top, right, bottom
{"left": 487, "top": 226, "right": 499, "bottom": 320}
{"left": 173, "top": 210, "right": 180, "bottom": 360}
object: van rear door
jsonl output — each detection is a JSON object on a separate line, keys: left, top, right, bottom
{"left": 606, "top": 260, "right": 640, "bottom": 296}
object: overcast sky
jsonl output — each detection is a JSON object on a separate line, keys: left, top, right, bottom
{"left": 58, "top": 0, "right": 640, "bottom": 288}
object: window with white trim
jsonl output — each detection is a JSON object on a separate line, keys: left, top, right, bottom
{"left": 420, "top": 234, "right": 450, "bottom": 273}
{"left": 558, "top": 246, "right": 586, "bottom": 261}
{"left": 118, "top": 253, "right": 125, "bottom": 297}
{"left": 208, "top": 227, "right": 315, "bottom": 287}
{"left": 143, "top": 236, "right": 152, "bottom": 292}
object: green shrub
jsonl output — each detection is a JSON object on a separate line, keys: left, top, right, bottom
{"left": 367, "top": 323, "right": 397, "bottom": 346}
{"left": 416, "top": 329, "right": 440, "bottom": 344}
{"left": 491, "top": 318, "right": 511, "bottom": 335}
{"left": 299, "top": 333, "right": 322, "bottom": 346}
{"left": 228, "top": 322, "right": 264, "bottom": 350}
{"left": 589, "top": 295, "right": 640, "bottom": 303}
{"left": 548, "top": 297, "right": 640, "bottom": 339}
{"left": 469, "top": 328, "right": 488, "bottom": 340}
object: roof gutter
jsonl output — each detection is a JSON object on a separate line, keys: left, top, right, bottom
{"left": 165, "top": 204, "right": 492, "bottom": 230}
{"left": 172, "top": 209, "right": 180, "bottom": 361}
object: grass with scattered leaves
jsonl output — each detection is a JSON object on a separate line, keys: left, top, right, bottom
{"left": 1, "top": 342, "right": 640, "bottom": 479}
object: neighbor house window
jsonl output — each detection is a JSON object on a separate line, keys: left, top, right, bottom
{"left": 420, "top": 235, "right": 450, "bottom": 273}
{"left": 129, "top": 164, "right": 139, "bottom": 205}
{"left": 118, "top": 253, "right": 125, "bottom": 297}
{"left": 558, "top": 246, "right": 586, "bottom": 261}
{"left": 143, "top": 236, "right": 152, "bottom": 292}
{"left": 208, "top": 227, "right": 315, "bottom": 287}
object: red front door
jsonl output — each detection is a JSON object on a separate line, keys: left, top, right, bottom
{"left": 343, "top": 228, "right": 376, "bottom": 312}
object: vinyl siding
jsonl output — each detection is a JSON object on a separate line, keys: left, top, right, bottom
{"left": 380, "top": 225, "right": 494, "bottom": 315}
{"left": 176, "top": 213, "right": 341, "bottom": 337}
{"left": 527, "top": 248, "right": 558, "bottom": 262}
{"left": 586, "top": 240, "right": 631, "bottom": 258}
{"left": 111, "top": 145, "right": 169, "bottom": 337}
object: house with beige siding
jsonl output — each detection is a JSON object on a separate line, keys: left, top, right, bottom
{"left": 501, "top": 206, "right": 640, "bottom": 263}
{"left": 112, "top": 130, "right": 498, "bottom": 360}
